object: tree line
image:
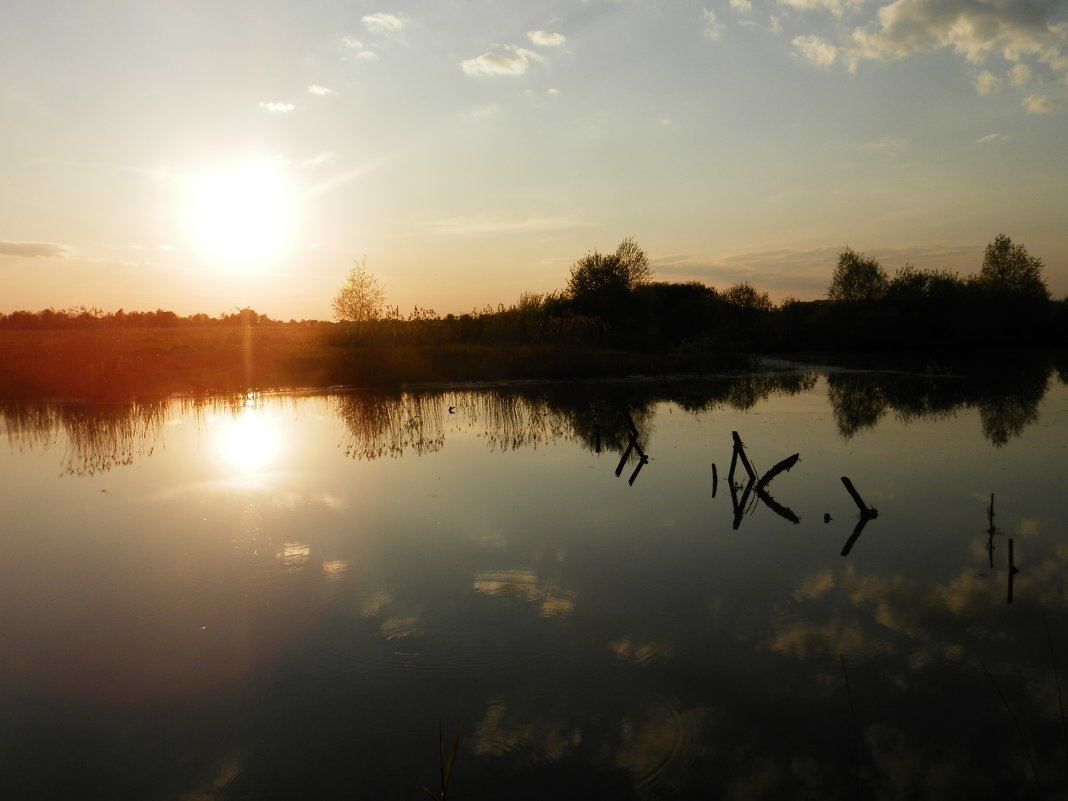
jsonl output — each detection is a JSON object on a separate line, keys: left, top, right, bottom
{"left": 5, "top": 234, "right": 1064, "bottom": 363}
{"left": 331, "top": 233, "right": 1066, "bottom": 358}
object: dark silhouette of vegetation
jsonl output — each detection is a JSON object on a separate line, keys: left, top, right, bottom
{"left": 827, "top": 247, "right": 888, "bottom": 302}
{"left": 1, "top": 233, "right": 1064, "bottom": 401}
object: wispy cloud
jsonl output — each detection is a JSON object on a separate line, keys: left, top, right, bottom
{"left": 792, "top": 34, "right": 837, "bottom": 66}
{"left": 703, "top": 9, "right": 725, "bottom": 41}
{"left": 652, "top": 242, "right": 983, "bottom": 298}
{"left": 973, "top": 70, "right": 1000, "bottom": 95}
{"left": 976, "top": 133, "right": 1010, "bottom": 144}
{"left": 461, "top": 46, "right": 544, "bottom": 77}
{"left": 779, "top": 0, "right": 865, "bottom": 15}
{"left": 0, "top": 240, "right": 71, "bottom": 258}
{"left": 259, "top": 101, "right": 295, "bottom": 113}
{"left": 729, "top": 0, "right": 752, "bottom": 12}
{"left": 342, "top": 35, "right": 379, "bottom": 60}
{"left": 1008, "top": 63, "right": 1033, "bottom": 87}
{"left": 527, "top": 30, "right": 565, "bottom": 47}
{"left": 307, "top": 84, "right": 334, "bottom": 96}
{"left": 427, "top": 214, "right": 591, "bottom": 237}
{"left": 1022, "top": 93, "right": 1054, "bottom": 113}
{"left": 362, "top": 12, "right": 405, "bottom": 34}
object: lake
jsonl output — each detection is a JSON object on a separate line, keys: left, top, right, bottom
{"left": 2, "top": 360, "right": 1067, "bottom": 800}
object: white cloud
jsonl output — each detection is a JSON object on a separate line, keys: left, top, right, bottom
{"left": 0, "top": 240, "right": 71, "bottom": 258}
{"left": 973, "top": 70, "right": 1000, "bottom": 95}
{"left": 769, "top": 14, "right": 782, "bottom": 33}
{"left": 1008, "top": 63, "right": 1033, "bottom": 87}
{"left": 793, "top": 34, "right": 837, "bottom": 65}
{"left": 730, "top": 0, "right": 752, "bottom": 12}
{"left": 703, "top": 9, "right": 725, "bottom": 40}
{"left": 461, "top": 46, "right": 544, "bottom": 77}
{"left": 779, "top": 0, "right": 865, "bottom": 15}
{"left": 527, "top": 30, "right": 566, "bottom": 47}
{"left": 307, "top": 84, "right": 334, "bottom": 96}
{"left": 259, "top": 102, "right": 295, "bottom": 113}
{"left": 1022, "top": 93, "right": 1054, "bottom": 113}
{"left": 362, "top": 12, "right": 405, "bottom": 34}
{"left": 975, "top": 133, "right": 1009, "bottom": 144}
{"left": 342, "top": 35, "right": 364, "bottom": 50}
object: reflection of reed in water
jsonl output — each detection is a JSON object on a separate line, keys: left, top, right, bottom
{"left": 1, "top": 399, "right": 174, "bottom": 476}
{"left": 335, "top": 391, "right": 447, "bottom": 460}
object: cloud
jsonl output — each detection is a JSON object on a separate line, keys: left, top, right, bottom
{"left": 427, "top": 214, "right": 592, "bottom": 237}
{"left": 342, "top": 35, "right": 379, "bottom": 60}
{"left": 973, "top": 70, "right": 1000, "bottom": 95}
{"left": 362, "top": 12, "right": 405, "bottom": 34}
{"left": 975, "top": 133, "right": 1010, "bottom": 144}
{"left": 307, "top": 84, "right": 334, "bottom": 96}
{"left": 703, "top": 9, "right": 726, "bottom": 40}
{"left": 0, "top": 240, "right": 71, "bottom": 258}
{"left": 1008, "top": 63, "right": 1032, "bottom": 87}
{"left": 259, "top": 101, "right": 295, "bottom": 113}
{"left": 730, "top": 0, "right": 752, "bottom": 11}
{"left": 461, "top": 46, "right": 544, "bottom": 77}
{"left": 527, "top": 30, "right": 565, "bottom": 47}
{"left": 862, "top": 136, "right": 907, "bottom": 157}
{"left": 1022, "top": 93, "right": 1054, "bottom": 112}
{"left": 792, "top": 34, "right": 838, "bottom": 65}
{"left": 779, "top": 0, "right": 865, "bottom": 14}
{"left": 843, "top": 0, "right": 1068, "bottom": 74}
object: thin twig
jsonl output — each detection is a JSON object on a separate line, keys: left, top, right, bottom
{"left": 1043, "top": 615, "right": 1068, "bottom": 780}
{"left": 840, "top": 654, "right": 861, "bottom": 801}
{"left": 980, "top": 658, "right": 1041, "bottom": 792}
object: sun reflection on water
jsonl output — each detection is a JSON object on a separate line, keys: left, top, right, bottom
{"left": 213, "top": 398, "right": 282, "bottom": 473}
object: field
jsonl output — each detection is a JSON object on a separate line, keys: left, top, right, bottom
{"left": 0, "top": 326, "right": 671, "bottom": 401}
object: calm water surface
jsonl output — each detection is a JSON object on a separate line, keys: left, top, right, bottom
{"left": 2, "top": 364, "right": 1067, "bottom": 800}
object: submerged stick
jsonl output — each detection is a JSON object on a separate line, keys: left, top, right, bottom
{"left": 711, "top": 463, "right": 718, "bottom": 498}
{"left": 755, "top": 453, "right": 799, "bottom": 494}
{"left": 841, "top": 476, "right": 876, "bottom": 518}
{"left": 731, "top": 432, "right": 756, "bottom": 482}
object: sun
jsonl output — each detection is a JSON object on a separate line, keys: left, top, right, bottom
{"left": 183, "top": 159, "right": 295, "bottom": 267}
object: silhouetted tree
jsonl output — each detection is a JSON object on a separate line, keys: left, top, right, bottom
{"left": 976, "top": 234, "right": 1049, "bottom": 301}
{"left": 332, "top": 257, "right": 386, "bottom": 337}
{"left": 566, "top": 237, "right": 651, "bottom": 299}
{"left": 828, "top": 247, "right": 888, "bottom": 302}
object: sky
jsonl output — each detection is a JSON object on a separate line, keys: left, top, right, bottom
{"left": 2, "top": 0, "right": 1067, "bottom": 320}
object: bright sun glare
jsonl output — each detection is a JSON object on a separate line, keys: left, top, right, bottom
{"left": 216, "top": 409, "right": 280, "bottom": 472}
{"left": 184, "top": 160, "right": 295, "bottom": 267}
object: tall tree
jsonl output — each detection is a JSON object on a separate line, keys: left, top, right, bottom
{"left": 977, "top": 234, "right": 1049, "bottom": 300}
{"left": 827, "top": 247, "right": 888, "bottom": 302}
{"left": 332, "top": 258, "right": 386, "bottom": 336}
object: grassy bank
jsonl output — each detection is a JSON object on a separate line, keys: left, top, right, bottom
{"left": 0, "top": 327, "right": 740, "bottom": 401}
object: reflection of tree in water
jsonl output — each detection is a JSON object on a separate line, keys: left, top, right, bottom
{"left": 1, "top": 400, "right": 174, "bottom": 475}
{"left": 827, "top": 360, "right": 1053, "bottom": 446}
{"left": 978, "top": 370, "right": 1049, "bottom": 447}
{"left": 826, "top": 374, "right": 889, "bottom": 437}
